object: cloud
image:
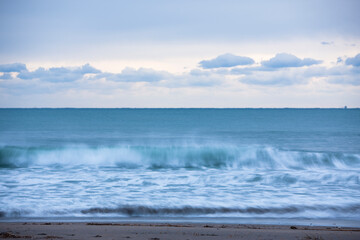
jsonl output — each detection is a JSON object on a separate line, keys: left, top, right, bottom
{"left": 169, "top": 69, "right": 223, "bottom": 87}
{"left": 345, "top": 53, "right": 360, "bottom": 67}
{"left": 321, "top": 41, "right": 333, "bottom": 45}
{"left": 261, "top": 53, "right": 322, "bottom": 68}
{"left": 237, "top": 63, "right": 360, "bottom": 86}
{"left": 199, "top": 53, "right": 254, "bottom": 69}
{"left": 1, "top": 57, "right": 359, "bottom": 98}
{"left": 76, "top": 63, "right": 101, "bottom": 74}
{"left": 0, "top": 63, "right": 27, "bottom": 72}
{"left": 229, "top": 66, "right": 279, "bottom": 75}
{"left": 98, "top": 67, "right": 171, "bottom": 82}
{"left": 239, "top": 69, "right": 307, "bottom": 86}
{"left": 324, "top": 65, "right": 360, "bottom": 85}
{"left": 17, "top": 64, "right": 101, "bottom": 82}
{"left": 202, "top": 53, "right": 358, "bottom": 86}
{"left": 11, "top": 63, "right": 168, "bottom": 83}
{"left": 298, "top": 65, "right": 360, "bottom": 86}
{"left": 327, "top": 75, "right": 360, "bottom": 85}
{"left": 0, "top": 73, "right": 13, "bottom": 80}
{"left": 101, "top": 68, "right": 222, "bottom": 87}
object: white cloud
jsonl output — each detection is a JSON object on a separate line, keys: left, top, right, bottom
{"left": 345, "top": 53, "right": 360, "bottom": 67}
{"left": 0, "top": 63, "right": 27, "bottom": 72}
{"left": 261, "top": 53, "right": 322, "bottom": 68}
{"left": 199, "top": 53, "right": 254, "bottom": 69}
{"left": 17, "top": 64, "right": 100, "bottom": 82}
{"left": 321, "top": 41, "right": 333, "bottom": 45}
{"left": 239, "top": 69, "right": 308, "bottom": 86}
{"left": 1, "top": 57, "right": 359, "bottom": 107}
{"left": 97, "top": 67, "right": 171, "bottom": 83}
{"left": 0, "top": 73, "right": 13, "bottom": 80}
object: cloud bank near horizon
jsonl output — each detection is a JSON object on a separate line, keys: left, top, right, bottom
{"left": 1, "top": 52, "right": 359, "bottom": 107}
{"left": 1, "top": 53, "right": 359, "bottom": 88}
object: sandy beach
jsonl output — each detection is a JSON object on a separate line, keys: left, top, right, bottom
{"left": 1, "top": 222, "right": 360, "bottom": 240}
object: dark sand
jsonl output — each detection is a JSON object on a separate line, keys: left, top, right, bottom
{"left": 1, "top": 222, "right": 360, "bottom": 240}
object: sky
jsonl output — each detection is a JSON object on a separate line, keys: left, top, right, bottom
{"left": 0, "top": 0, "right": 359, "bottom": 108}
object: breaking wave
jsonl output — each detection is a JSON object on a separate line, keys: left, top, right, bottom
{"left": 2, "top": 204, "right": 360, "bottom": 218}
{"left": 1, "top": 144, "right": 359, "bottom": 170}
{"left": 80, "top": 204, "right": 360, "bottom": 217}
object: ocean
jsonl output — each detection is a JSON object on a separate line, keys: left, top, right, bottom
{"left": 1, "top": 109, "right": 360, "bottom": 225}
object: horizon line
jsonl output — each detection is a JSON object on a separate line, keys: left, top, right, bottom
{"left": 0, "top": 107, "right": 358, "bottom": 110}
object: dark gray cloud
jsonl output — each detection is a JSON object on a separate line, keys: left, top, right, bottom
{"left": 261, "top": 53, "right": 322, "bottom": 68}
{"left": 199, "top": 53, "right": 254, "bottom": 69}
{"left": 0, "top": 63, "right": 27, "bottom": 72}
{"left": 17, "top": 63, "right": 100, "bottom": 82}
{"left": 345, "top": 53, "right": 360, "bottom": 67}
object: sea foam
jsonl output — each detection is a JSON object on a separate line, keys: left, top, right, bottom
{"left": 1, "top": 144, "right": 359, "bottom": 170}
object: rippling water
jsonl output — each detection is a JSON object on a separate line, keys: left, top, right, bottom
{"left": 0, "top": 109, "right": 359, "bottom": 223}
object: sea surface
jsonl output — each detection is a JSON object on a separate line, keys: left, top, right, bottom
{"left": 1, "top": 109, "right": 360, "bottom": 225}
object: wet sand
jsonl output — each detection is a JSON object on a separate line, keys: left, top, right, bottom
{"left": 1, "top": 222, "right": 360, "bottom": 240}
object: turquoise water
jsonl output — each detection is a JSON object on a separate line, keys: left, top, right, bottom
{"left": 0, "top": 109, "right": 360, "bottom": 223}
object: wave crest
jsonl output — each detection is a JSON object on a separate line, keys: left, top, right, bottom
{"left": 1, "top": 145, "right": 359, "bottom": 170}
{"left": 80, "top": 204, "right": 360, "bottom": 216}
